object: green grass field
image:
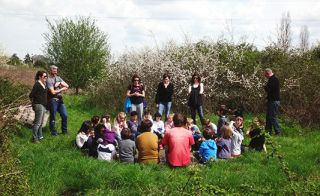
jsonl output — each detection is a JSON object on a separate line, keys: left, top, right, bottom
{"left": 7, "top": 95, "right": 320, "bottom": 195}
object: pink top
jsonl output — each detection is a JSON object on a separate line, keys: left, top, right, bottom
{"left": 162, "top": 127, "right": 195, "bottom": 167}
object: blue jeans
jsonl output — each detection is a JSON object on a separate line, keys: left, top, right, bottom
{"left": 32, "top": 104, "right": 46, "bottom": 141}
{"left": 266, "top": 101, "right": 281, "bottom": 135}
{"left": 49, "top": 98, "right": 68, "bottom": 135}
{"left": 131, "top": 103, "right": 143, "bottom": 121}
{"left": 158, "top": 102, "right": 172, "bottom": 120}
{"left": 190, "top": 105, "right": 204, "bottom": 125}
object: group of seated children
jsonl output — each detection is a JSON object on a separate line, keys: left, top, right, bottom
{"left": 75, "top": 107, "right": 266, "bottom": 165}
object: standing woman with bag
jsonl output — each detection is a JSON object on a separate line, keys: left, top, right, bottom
{"left": 188, "top": 73, "right": 204, "bottom": 125}
{"left": 126, "top": 74, "right": 145, "bottom": 121}
{"left": 29, "top": 71, "right": 48, "bottom": 143}
{"left": 155, "top": 73, "right": 174, "bottom": 120}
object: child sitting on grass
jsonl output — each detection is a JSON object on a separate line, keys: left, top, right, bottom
{"left": 194, "top": 128, "right": 217, "bottom": 163}
{"left": 230, "top": 116, "right": 244, "bottom": 157}
{"left": 97, "top": 138, "right": 116, "bottom": 161}
{"left": 114, "top": 112, "right": 128, "bottom": 140}
{"left": 127, "top": 111, "right": 139, "bottom": 140}
{"left": 164, "top": 113, "right": 174, "bottom": 131}
{"left": 152, "top": 112, "right": 165, "bottom": 139}
{"left": 217, "top": 106, "right": 229, "bottom": 137}
{"left": 119, "top": 128, "right": 136, "bottom": 163}
{"left": 216, "top": 125, "right": 233, "bottom": 159}
{"left": 202, "top": 118, "right": 218, "bottom": 135}
{"left": 186, "top": 118, "right": 202, "bottom": 151}
{"left": 75, "top": 120, "right": 94, "bottom": 150}
{"left": 246, "top": 117, "right": 267, "bottom": 152}
{"left": 101, "top": 113, "right": 111, "bottom": 130}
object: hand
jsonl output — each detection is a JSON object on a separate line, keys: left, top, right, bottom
{"left": 156, "top": 104, "right": 159, "bottom": 108}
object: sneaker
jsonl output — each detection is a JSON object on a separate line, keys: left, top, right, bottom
{"left": 51, "top": 132, "right": 58, "bottom": 136}
{"left": 39, "top": 136, "right": 44, "bottom": 140}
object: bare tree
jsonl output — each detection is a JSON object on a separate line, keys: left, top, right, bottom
{"left": 299, "top": 25, "right": 310, "bottom": 52}
{"left": 277, "top": 12, "right": 292, "bottom": 52}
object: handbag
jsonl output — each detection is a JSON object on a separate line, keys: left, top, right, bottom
{"left": 124, "top": 97, "right": 132, "bottom": 113}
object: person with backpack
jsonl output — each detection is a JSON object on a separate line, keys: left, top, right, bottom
{"left": 47, "top": 65, "right": 69, "bottom": 136}
{"left": 126, "top": 74, "right": 145, "bottom": 121}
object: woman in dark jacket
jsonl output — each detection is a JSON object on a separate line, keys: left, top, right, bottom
{"left": 29, "top": 71, "right": 48, "bottom": 143}
{"left": 155, "top": 74, "right": 174, "bottom": 120}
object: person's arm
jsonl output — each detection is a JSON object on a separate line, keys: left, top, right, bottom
{"left": 29, "top": 83, "right": 37, "bottom": 101}
{"left": 168, "top": 83, "right": 174, "bottom": 97}
{"left": 199, "top": 83, "right": 204, "bottom": 94}
{"left": 188, "top": 85, "right": 192, "bottom": 94}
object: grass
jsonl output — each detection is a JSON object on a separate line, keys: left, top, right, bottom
{"left": 7, "top": 95, "right": 320, "bottom": 195}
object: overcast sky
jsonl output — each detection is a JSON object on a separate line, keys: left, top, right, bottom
{"left": 0, "top": 0, "right": 319, "bottom": 59}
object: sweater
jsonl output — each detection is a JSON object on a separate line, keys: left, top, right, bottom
{"left": 155, "top": 82, "right": 174, "bottom": 104}
{"left": 29, "top": 81, "right": 47, "bottom": 107}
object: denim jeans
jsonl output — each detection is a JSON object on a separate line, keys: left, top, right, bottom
{"left": 158, "top": 102, "right": 172, "bottom": 120}
{"left": 131, "top": 103, "right": 144, "bottom": 121}
{"left": 32, "top": 104, "right": 46, "bottom": 141}
{"left": 190, "top": 105, "right": 204, "bottom": 125}
{"left": 266, "top": 101, "right": 281, "bottom": 134}
{"left": 49, "top": 98, "right": 68, "bottom": 135}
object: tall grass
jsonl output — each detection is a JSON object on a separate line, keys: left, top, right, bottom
{"left": 7, "top": 95, "right": 320, "bottom": 195}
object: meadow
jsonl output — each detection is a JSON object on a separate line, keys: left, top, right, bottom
{"left": 4, "top": 95, "right": 320, "bottom": 195}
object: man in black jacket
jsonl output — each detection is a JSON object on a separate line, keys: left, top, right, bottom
{"left": 264, "top": 68, "right": 281, "bottom": 135}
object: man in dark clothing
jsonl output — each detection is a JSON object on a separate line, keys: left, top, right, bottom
{"left": 264, "top": 68, "right": 281, "bottom": 135}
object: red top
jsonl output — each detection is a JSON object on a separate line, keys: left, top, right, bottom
{"left": 162, "top": 127, "right": 195, "bottom": 167}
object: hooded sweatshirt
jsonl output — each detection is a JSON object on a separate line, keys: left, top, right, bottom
{"left": 199, "top": 139, "right": 217, "bottom": 161}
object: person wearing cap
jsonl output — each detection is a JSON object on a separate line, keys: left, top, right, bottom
{"left": 264, "top": 68, "right": 281, "bottom": 135}
{"left": 47, "top": 65, "right": 69, "bottom": 136}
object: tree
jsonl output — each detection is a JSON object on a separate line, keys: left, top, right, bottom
{"left": 7, "top": 53, "right": 21, "bottom": 66}
{"left": 44, "top": 17, "right": 111, "bottom": 94}
{"left": 277, "top": 12, "right": 292, "bottom": 52}
{"left": 299, "top": 25, "right": 310, "bottom": 53}
{"left": 24, "top": 53, "right": 32, "bottom": 65}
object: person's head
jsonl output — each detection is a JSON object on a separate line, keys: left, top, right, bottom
{"left": 219, "top": 107, "right": 228, "bottom": 116}
{"left": 116, "top": 112, "right": 126, "bottom": 123}
{"left": 167, "top": 114, "right": 174, "bottom": 123}
{"left": 154, "top": 112, "right": 162, "bottom": 122}
{"left": 220, "top": 125, "right": 233, "bottom": 139}
{"left": 203, "top": 128, "right": 215, "bottom": 140}
{"left": 186, "top": 118, "right": 194, "bottom": 129}
{"left": 234, "top": 115, "right": 244, "bottom": 128}
{"left": 121, "top": 128, "right": 132, "bottom": 140}
{"left": 173, "top": 113, "right": 187, "bottom": 127}
{"left": 191, "top": 73, "right": 201, "bottom": 84}
{"left": 91, "top": 116, "right": 100, "bottom": 126}
{"left": 101, "top": 114, "right": 110, "bottom": 123}
{"left": 143, "top": 110, "right": 152, "bottom": 120}
{"left": 202, "top": 118, "right": 211, "bottom": 126}
{"left": 130, "top": 111, "right": 138, "bottom": 121}
{"left": 35, "top": 71, "right": 48, "bottom": 82}
{"left": 162, "top": 73, "right": 170, "bottom": 84}
{"left": 49, "top": 65, "right": 58, "bottom": 76}
{"left": 95, "top": 123, "right": 106, "bottom": 135}
{"left": 78, "top": 120, "right": 93, "bottom": 134}
{"left": 139, "top": 119, "right": 153, "bottom": 133}
{"left": 131, "top": 74, "right": 141, "bottom": 85}
{"left": 264, "top": 68, "right": 274, "bottom": 78}
{"left": 251, "top": 117, "right": 264, "bottom": 129}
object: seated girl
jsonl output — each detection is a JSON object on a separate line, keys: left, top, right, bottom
{"left": 194, "top": 128, "right": 217, "bottom": 163}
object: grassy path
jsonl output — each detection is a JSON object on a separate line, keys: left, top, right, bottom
{"left": 9, "top": 95, "right": 320, "bottom": 195}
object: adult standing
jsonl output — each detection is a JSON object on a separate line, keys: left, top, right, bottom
{"left": 155, "top": 74, "right": 174, "bottom": 120}
{"left": 29, "top": 71, "right": 48, "bottom": 143}
{"left": 162, "top": 113, "right": 195, "bottom": 167}
{"left": 188, "top": 73, "right": 204, "bottom": 125}
{"left": 264, "top": 68, "right": 281, "bottom": 135}
{"left": 47, "top": 65, "right": 69, "bottom": 136}
{"left": 126, "top": 74, "right": 145, "bottom": 121}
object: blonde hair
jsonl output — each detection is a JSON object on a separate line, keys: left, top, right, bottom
{"left": 220, "top": 125, "right": 233, "bottom": 139}
{"left": 167, "top": 114, "right": 174, "bottom": 120}
{"left": 186, "top": 118, "right": 193, "bottom": 125}
{"left": 115, "top": 112, "right": 126, "bottom": 123}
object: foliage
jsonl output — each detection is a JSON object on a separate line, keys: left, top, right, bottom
{"left": 44, "top": 17, "right": 111, "bottom": 94}
{"left": 33, "top": 59, "right": 48, "bottom": 69}
{"left": 7, "top": 53, "right": 21, "bottom": 66}
{"left": 23, "top": 53, "right": 32, "bottom": 65}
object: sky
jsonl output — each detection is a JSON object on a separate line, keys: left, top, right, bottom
{"left": 0, "top": 0, "right": 319, "bottom": 59}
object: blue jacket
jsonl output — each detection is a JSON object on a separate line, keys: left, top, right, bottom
{"left": 199, "top": 140, "right": 217, "bottom": 161}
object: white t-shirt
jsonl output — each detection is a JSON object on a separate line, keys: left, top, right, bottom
{"left": 152, "top": 120, "right": 165, "bottom": 135}
{"left": 75, "top": 132, "right": 89, "bottom": 148}
{"left": 231, "top": 129, "right": 244, "bottom": 156}
{"left": 97, "top": 144, "right": 116, "bottom": 161}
